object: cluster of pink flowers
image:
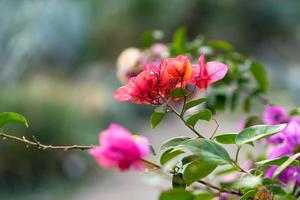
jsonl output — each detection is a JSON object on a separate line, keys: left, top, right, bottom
{"left": 114, "top": 54, "right": 228, "bottom": 105}
{"left": 90, "top": 53, "right": 228, "bottom": 171}
{"left": 263, "top": 106, "right": 300, "bottom": 184}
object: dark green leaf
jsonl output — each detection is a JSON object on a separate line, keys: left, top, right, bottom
{"left": 236, "top": 124, "right": 287, "bottom": 145}
{"left": 181, "top": 139, "right": 232, "bottom": 165}
{"left": 207, "top": 40, "right": 234, "bottom": 52}
{"left": 181, "top": 155, "right": 199, "bottom": 166}
{"left": 256, "top": 156, "right": 299, "bottom": 167}
{"left": 150, "top": 145, "right": 156, "bottom": 156}
{"left": 262, "top": 178, "right": 282, "bottom": 185}
{"left": 269, "top": 186, "right": 286, "bottom": 195}
{"left": 273, "top": 153, "right": 300, "bottom": 179}
{"left": 170, "top": 88, "right": 188, "bottom": 98}
{"left": 215, "top": 133, "right": 238, "bottom": 144}
{"left": 172, "top": 173, "right": 186, "bottom": 189}
{"left": 150, "top": 111, "right": 166, "bottom": 128}
{"left": 141, "top": 31, "right": 154, "bottom": 48}
{"left": 183, "top": 160, "right": 217, "bottom": 185}
{"left": 0, "top": 112, "right": 29, "bottom": 128}
{"left": 186, "top": 109, "right": 212, "bottom": 127}
{"left": 159, "top": 189, "right": 194, "bottom": 200}
{"left": 250, "top": 62, "right": 269, "bottom": 92}
{"left": 243, "top": 96, "right": 252, "bottom": 112}
{"left": 160, "top": 149, "right": 185, "bottom": 165}
{"left": 161, "top": 137, "right": 191, "bottom": 150}
{"left": 183, "top": 98, "right": 207, "bottom": 113}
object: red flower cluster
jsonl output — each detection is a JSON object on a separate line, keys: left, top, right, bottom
{"left": 114, "top": 54, "right": 228, "bottom": 104}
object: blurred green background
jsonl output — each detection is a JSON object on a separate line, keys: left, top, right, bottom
{"left": 0, "top": 0, "right": 300, "bottom": 199}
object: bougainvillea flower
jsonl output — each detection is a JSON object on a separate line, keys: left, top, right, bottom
{"left": 263, "top": 106, "right": 290, "bottom": 144}
{"left": 265, "top": 120, "right": 300, "bottom": 184}
{"left": 89, "top": 123, "right": 150, "bottom": 171}
{"left": 113, "top": 67, "right": 162, "bottom": 104}
{"left": 114, "top": 55, "right": 192, "bottom": 104}
{"left": 190, "top": 54, "right": 228, "bottom": 90}
{"left": 263, "top": 106, "right": 289, "bottom": 125}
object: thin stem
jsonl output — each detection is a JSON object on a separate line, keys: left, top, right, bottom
{"left": 168, "top": 104, "right": 204, "bottom": 138}
{"left": 0, "top": 131, "right": 92, "bottom": 151}
{"left": 235, "top": 146, "right": 241, "bottom": 163}
{"left": 198, "top": 180, "right": 242, "bottom": 196}
{"left": 210, "top": 118, "right": 219, "bottom": 140}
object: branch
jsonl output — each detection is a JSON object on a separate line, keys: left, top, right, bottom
{"left": 0, "top": 131, "right": 93, "bottom": 151}
{"left": 198, "top": 180, "right": 242, "bottom": 196}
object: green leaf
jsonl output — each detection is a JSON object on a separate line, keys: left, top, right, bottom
{"left": 236, "top": 124, "right": 287, "bottom": 145}
{"left": 161, "top": 136, "right": 191, "bottom": 150}
{"left": 290, "top": 108, "right": 300, "bottom": 116}
{"left": 183, "top": 98, "right": 207, "bottom": 113}
{"left": 181, "top": 139, "right": 232, "bottom": 165}
{"left": 250, "top": 62, "right": 269, "bottom": 92}
{"left": 183, "top": 160, "right": 217, "bottom": 185}
{"left": 150, "top": 106, "right": 166, "bottom": 129}
{"left": 150, "top": 145, "right": 156, "bottom": 156}
{"left": 256, "top": 156, "right": 299, "bottom": 167}
{"left": 170, "top": 88, "right": 188, "bottom": 98}
{"left": 160, "top": 149, "right": 185, "bottom": 165}
{"left": 215, "top": 133, "right": 238, "bottom": 144}
{"left": 207, "top": 40, "right": 234, "bottom": 52}
{"left": 172, "top": 173, "right": 186, "bottom": 189}
{"left": 240, "top": 190, "right": 257, "bottom": 200}
{"left": 262, "top": 178, "right": 282, "bottom": 185}
{"left": 269, "top": 186, "right": 286, "bottom": 195}
{"left": 193, "top": 193, "right": 214, "bottom": 200}
{"left": 159, "top": 189, "right": 194, "bottom": 200}
{"left": 0, "top": 112, "right": 29, "bottom": 128}
{"left": 273, "top": 152, "right": 300, "bottom": 179}
{"left": 234, "top": 176, "right": 262, "bottom": 189}
{"left": 186, "top": 109, "right": 212, "bottom": 127}
{"left": 170, "top": 27, "right": 187, "bottom": 56}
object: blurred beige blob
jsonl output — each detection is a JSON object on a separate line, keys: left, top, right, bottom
{"left": 116, "top": 47, "right": 143, "bottom": 83}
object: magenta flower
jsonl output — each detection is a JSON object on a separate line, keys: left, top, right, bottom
{"left": 89, "top": 123, "right": 150, "bottom": 171}
{"left": 190, "top": 54, "right": 228, "bottom": 90}
{"left": 265, "top": 120, "right": 300, "bottom": 184}
{"left": 263, "top": 106, "right": 289, "bottom": 125}
{"left": 263, "top": 106, "right": 290, "bottom": 144}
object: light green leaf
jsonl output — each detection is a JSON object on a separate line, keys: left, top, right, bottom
{"left": 273, "top": 153, "right": 300, "bottom": 179}
{"left": 159, "top": 189, "right": 194, "bottom": 200}
{"left": 215, "top": 133, "right": 238, "bottom": 144}
{"left": 183, "top": 160, "right": 217, "bottom": 185}
{"left": 234, "top": 176, "right": 262, "bottom": 189}
{"left": 250, "top": 62, "right": 269, "bottom": 92}
{"left": 193, "top": 193, "right": 214, "bottom": 200}
{"left": 161, "top": 136, "right": 191, "bottom": 150}
{"left": 181, "top": 139, "right": 232, "bottom": 165}
{"left": 183, "top": 98, "right": 207, "bottom": 113}
{"left": 240, "top": 190, "right": 257, "bottom": 200}
{"left": 256, "top": 156, "right": 299, "bottom": 167}
{"left": 170, "top": 27, "right": 187, "bottom": 56}
{"left": 0, "top": 112, "right": 29, "bottom": 128}
{"left": 160, "top": 149, "right": 185, "bottom": 165}
{"left": 236, "top": 124, "right": 287, "bottom": 145}
{"left": 186, "top": 109, "right": 212, "bottom": 127}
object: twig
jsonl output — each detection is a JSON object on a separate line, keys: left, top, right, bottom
{"left": 198, "top": 180, "right": 242, "bottom": 196}
{"left": 0, "top": 132, "right": 92, "bottom": 151}
{"left": 210, "top": 118, "right": 219, "bottom": 140}
{"left": 235, "top": 146, "right": 241, "bottom": 163}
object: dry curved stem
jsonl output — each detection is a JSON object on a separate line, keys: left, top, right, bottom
{"left": 0, "top": 131, "right": 93, "bottom": 151}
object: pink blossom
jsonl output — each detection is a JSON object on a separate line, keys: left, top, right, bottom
{"left": 190, "top": 54, "right": 228, "bottom": 90}
{"left": 89, "top": 123, "right": 150, "bottom": 171}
